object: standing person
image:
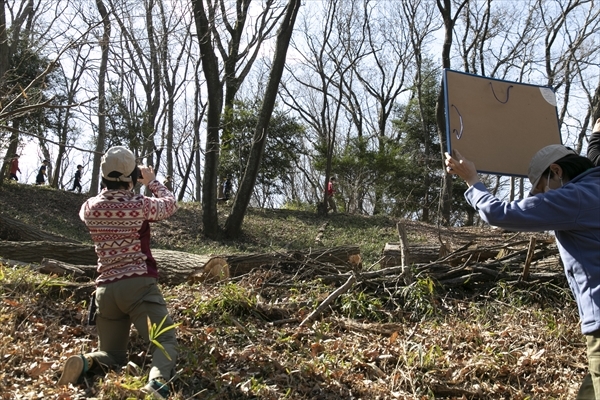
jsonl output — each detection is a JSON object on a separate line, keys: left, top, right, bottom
{"left": 222, "top": 177, "right": 232, "bottom": 200}
{"left": 588, "top": 117, "right": 600, "bottom": 166}
{"left": 68, "top": 165, "right": 84, "bottom": 193}
{"left": 163, "top": 175, "right": 173, "bottom": 192}
{"left": 327, "top": 176, "right": 337, "bottom": 213}
{"left": 445, "top": 144, "right": 599, "bottom": 399}
{"left": 35, "top": 160, "right": 49, "bottom": 185}
{"left": 9, "top": 154, "right": 21, "bottom": 181}
{"left": 57, "top": 146, "right": 178, "bottom": 399}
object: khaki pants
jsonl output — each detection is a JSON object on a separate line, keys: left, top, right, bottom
{"left": 86, "top": 277, "right": 177, "bottom": 381}
{"left": 577, "top": 331, "right": 600, "bottom": 399}
{"left": 327, "top": 195, "right": 337, "bottom": 213}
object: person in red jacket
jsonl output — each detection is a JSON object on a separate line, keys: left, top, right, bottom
{"left": 327, "top": 176, "right": 337, "bottom": 213}
{"left": 9, "top": 155, "right": 21, "bottom": 181}
{"left": 57, "top": 146, "right": 178, "bottom": 399}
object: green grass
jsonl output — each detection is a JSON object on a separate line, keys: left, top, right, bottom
{"left": 0, "top": 183, "right": 402, "bottom": 266}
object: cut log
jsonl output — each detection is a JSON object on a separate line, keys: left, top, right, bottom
{"left": 226, "top": 245, "right": 361, "bottom": 276}
{"left": 1, "top": 241, "right": 361, "bottom": 286}
{"left": 381, "top": 243, "right": 441, "bottom": 267}
{"left": 0, "top": 241, "right": 97, "bottom": 264}
{"left": 188, "top": 257, "right": 230, "bottom": 284}
{"left": 0, "top": 214, "right": 80, "bottom": 243}
{"left": 34, "top": 250, "right": 213, "bottom": 286}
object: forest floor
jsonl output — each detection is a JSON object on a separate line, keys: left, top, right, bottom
{"left": 0, "top": 181, "right": 586, "bottom": 399}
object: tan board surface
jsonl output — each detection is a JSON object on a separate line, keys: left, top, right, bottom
{"left": 444, "top": 70, "right": 561, "bottom": 177}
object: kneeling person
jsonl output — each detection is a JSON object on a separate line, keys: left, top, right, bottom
{"left": 58, "top": 146, "right": 178, "bottom": 399}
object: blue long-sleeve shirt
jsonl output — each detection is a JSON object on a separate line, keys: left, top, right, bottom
{"left": 465, "top": 167, "right": 600, "bottom": 334}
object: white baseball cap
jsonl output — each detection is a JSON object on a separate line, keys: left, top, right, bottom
{"left": 101, "top": 146, "right": 136, "bottom": 182}
{"left": 527, "top": 144, "right": 577, "bottom": 190}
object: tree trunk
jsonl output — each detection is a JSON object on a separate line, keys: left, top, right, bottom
{"left": 36, "top": 250, "right": 212, "bottom": 286}
{"left": 0, "top": 129, "right": 19, "bottom": 182}
{"left": 91, "top": 0, "right": 111, "bottom": 196}
{"left": 0, "top": 241, "right": 98, "bottom": 265}
{"left": 0, "top": 215, "right": 80, "bottom": 243}
{"left": 224, "top": 0, "right": 301, "bottom": 238}
{"left": 193, "top": 0, "right": 224, "bottom": 239}
{"left": 436, "top": 0, "right": 468, "bottom": 226}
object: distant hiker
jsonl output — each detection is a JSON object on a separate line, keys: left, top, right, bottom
{"left": 35, "top": 160, "right": 49, "bottom": 185}
{"left": 163, "top": 175, "right": 173, "bottom": 191}
{"left": 223, "top": 177, "right": 232, "bottom": 200}
{"left": 9, "top": 155, "right": 20, "bottom": 181}
{"left": 57, "top": 146, "right": 178, "bottom": 399}
{"left": 588, "top": 117, "right": 600, "bottom": 166}
{"left": 327, "top": 176, "right": 337, "bottom": 213}
{"left": 68, "top": 165, "right": 84, "bottom": 193}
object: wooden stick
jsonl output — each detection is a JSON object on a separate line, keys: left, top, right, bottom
{"left": 521, "top": 236, "right": 536, "bottom": 281}
{"left": 396, "top": 221, "right": 410, "bottom": 267}
{"left": 299, "top": 274, "right": 356, "bottom": 327}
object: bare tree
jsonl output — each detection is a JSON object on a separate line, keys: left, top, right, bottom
{"left": 192, "top": 0, "right": 224, "bottom": 238}
{"left": 539, "top": 0, "right": 600, "bottom": 131}
{"left": 435, "top": 0, "right": 468, "bottom": 225}
{"left": 224, "top": 0, "right": 301, "bottom": 238}
{"left": 87, "top": 0, "right": 111, "bottom": 195}
{"left": 155, "top": 1, "right": 195, "bottom": 185}
{"left": 401, "top": 0, "right": 439, "bottom": 221}
{"left": 192, "top": 0, "right": 294, "bottom": 238}
{"left": 49, "top": 41, "right": 93, "bottom": 189}
{"left": 176, "top": 57, "right": 207, "bottom": 202}
{"left": 0, "top": 0, "right": 36, "bottom": 181}
{"left": 107, "top": 0, "right": 162, "bottom": 170}
{"left": 350, "top": 2, "right": 413, "bottom": 214}
{"left": 280, "top": 0, "right": 358, "bottom": 214}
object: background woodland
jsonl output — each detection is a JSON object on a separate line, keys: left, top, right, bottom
{"left": 1, "top": 0, "right": 599, "bottom": 236}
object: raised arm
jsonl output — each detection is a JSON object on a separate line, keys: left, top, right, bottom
{"left": 588, "top": 118, "right": 600, "bottom": 167}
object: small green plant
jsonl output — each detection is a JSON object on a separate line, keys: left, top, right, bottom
{"left": 401, "top": 276, "right": 438, "bottom": 320}
{"left": 340, "top": 290, "right": 385, "bottom": 321}
{"left": 147, "top": 315, "right": 180, "bottom": 361}
{"left": 192, "top": 282, "right": 256, "bottom": 319}
{"left": 0, "top": 265, "right": 70, "bottom": 297}
{"left": 97, "top": 373, "right": 146, "bottom": 399}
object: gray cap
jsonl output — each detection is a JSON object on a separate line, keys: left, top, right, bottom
{"left": 527, "top": 144, "right": 577, "bottom": 190}
{"left": 101, "top": 146, "right": 136, "bottom": 182}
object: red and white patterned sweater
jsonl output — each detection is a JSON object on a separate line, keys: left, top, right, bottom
{"left": 79, "top": 180, "right": 178, "bottom": 284}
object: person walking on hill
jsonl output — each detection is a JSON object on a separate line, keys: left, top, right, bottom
{"left": 445, "top": 142, "right": 599, "bottom": 399}
{"left": 35, "top": 160, "right": 49, "bottom": 185}
{"left": 9, "top": 155, "right": 21, "bottom": 181}
{"left": 57, "top": 146, "right": 179, "bottom": 399}
{"left": 223, "top": 177, "right": 232, "bottom": 200}
{"left": 68, "top": 165, "right": 84, "bottom": 193}
{"left": 327, "top": 176, "right": 337, "bottom": 213}
{"left": 163, "top": 175, "right": 173, "bottom": 192}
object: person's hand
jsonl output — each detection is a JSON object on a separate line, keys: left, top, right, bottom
{"left": 444, "top": 149, "right": 480, "bottom": 187}
{"left": 138, "top": 165, "right": 156, "bottom": 186}
{"left": 593, "top": 117, "right": 600, "bottom": 134}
